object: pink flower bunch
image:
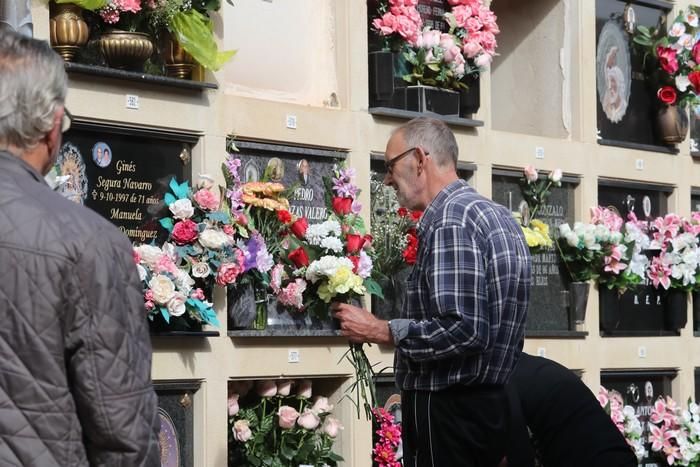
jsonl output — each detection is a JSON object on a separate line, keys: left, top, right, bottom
{"left": 276, "top": 278, "right": 307, "bottom": 311}
{"left": 447, "top": 0, "right": 499, "bottom": 65}
{"left": 604, "top": 244, "right": 628, "bottom": 275}
{"left": 652, "top": 214, "right": 684, "bottom": 248}
{"left": 649, "top": 397, "right": 685, "bottom": 465}
{"left": 98, "top": 0, "right": 142, "bottom": 25}
{"left": 598, "top": 387, "right": 647, "bottom": 461}
{"left": 590, "top": 206, "right": 624, "bottom": 232}
{"left": 372, "top": 407, "right": 402, "bottom": 467}
{"left": 372, "top": 0, "right": 423, "bottom": 46}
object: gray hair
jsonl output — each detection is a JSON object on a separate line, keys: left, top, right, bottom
{"left": 0, "top": 28, "right": 67, "bottom": 151}
{"left": 391, "top": 117, "right": 459, "bottom": 168}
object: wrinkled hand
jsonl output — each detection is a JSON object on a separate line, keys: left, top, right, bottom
{"left": 331, "top": 302, "right": 392, "bottom": 345}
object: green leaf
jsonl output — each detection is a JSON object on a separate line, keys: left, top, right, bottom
{"left": 637, "top": 25, "right": 651, "bottom": 36}
{"left": 164, "top": 192, "right": 177, "bottom": 206}
{"left": 160, "top": 307, "right": 170, "bottom": 323}
{"left": 364, "top": 277, "right": 384, "bottom": 299}
{"left": 54, "top": 0, "right": 107, "bottom": 10}
{"left": 159, "top": 217, "right": 174, "bottom": 232}
{"left": 170, "top": 10, "right": 237, "bottom": 71}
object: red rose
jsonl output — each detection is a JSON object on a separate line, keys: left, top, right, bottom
{"left": 331, "top": 196, "right": 353, "bottom": 215}
{"left": 689, "top": 71, "right": 700, "bottom": 93}
{"left": 345, "top": 233, "right": 365, "bottom": 254}
{"left": 402, "top": 230, "right": 418, "bottom": 265}
{"left": 693, "top": 42, "right": 700, "bottom": 64}
{"left": 347, "top": 255, "right": 360, "bottom": 273}
{"left": 290, "top": 218, "right": 308, "bottom": 238}
{"left": 397, "top": 207, "right": 408, "bottom": 217}
{"left": 363, "top": 234, "right": 373, "bottom": 248}
{"left": 410, "top": 210, "right": 423, "bottom": 222}
{"left": 277, "top": 210, "right": 292, "bottom": 224}
{"left": 657, "top": 46, "right": 678, "bottom": 75}
{"left": 288, "top": 247, "right": 310, "bottom": 268}
{"left": 657, "top": 86, "right": 677, "bottom": 105}
{"left": 216, "top": 262, "right": 242, "bottom": 286}
{"left": 171, "top": 219, "right": 199, "bottom": 245}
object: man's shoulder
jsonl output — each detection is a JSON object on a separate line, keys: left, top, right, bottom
{"left": 438, "top": 185, "right": 511, "bottom": 227}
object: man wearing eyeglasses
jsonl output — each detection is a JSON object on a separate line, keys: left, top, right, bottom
{"left": 0, "top": 29, "right": 159, "bottom": 466}
{"left": 333, "top": 117, "right": 531, "bottom": 467}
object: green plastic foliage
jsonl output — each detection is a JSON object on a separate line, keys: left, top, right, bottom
{"left": 170, "top": 9, "right": 235, "bottom": 71}
{"left": 54, "top": 0, "right": 108, "bottom": 11}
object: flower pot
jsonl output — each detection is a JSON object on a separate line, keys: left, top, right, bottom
{"left": 49, "top": 2, "right": 89, "bottom": 62}
{"left": 568, "top": 281, "right": 590, "bottom": 328}
{"left": 655, "top": 104, "right": 689, "bottom": 144}
{"left": 664, "top": 289, "right": 688, "bottom": 332}
{"left": 693, "top": 291, "right": 700, "bottom": 332}
{"left": 459, "top": 74, "right": 480, "bottom": 117}
{"left": 368, "top": 50, "right": 395, "bottom": 105}
{"left": 99, "top": 30, "right": 154, "bottom": 70}
{"left": 599, "top": 287, "right": 622, "bottom": 333}
{"left": 403, "top": 85, "right": 460, "bottom": 116}
{"left": 227, "top": 282, "right": 256, "bottom": 330}
{"left": 160, "top": 31, "right": 196, "bottom": 79}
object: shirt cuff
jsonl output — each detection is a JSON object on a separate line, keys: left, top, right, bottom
{"left": 388, "top": 319, "right": 411, "bottom": 345}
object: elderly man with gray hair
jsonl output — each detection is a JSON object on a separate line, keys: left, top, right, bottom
{"left": 333, "top": 117, "right": 531, "bottom": 466}
{"left": 0, "top": 29, "right": 159, "bottom": 466}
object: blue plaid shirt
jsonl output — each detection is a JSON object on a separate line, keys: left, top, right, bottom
{"left": 392, "top": 180, "right": 531, "bottom": 391}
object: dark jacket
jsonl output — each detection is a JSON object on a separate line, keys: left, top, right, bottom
{"left": 506, "top": 353, "right": 637, "bottom": 467}
{"left": 0, "top": 150, "right": 159, "bottom": 466}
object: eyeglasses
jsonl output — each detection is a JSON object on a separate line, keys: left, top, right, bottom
{"left": 385, "top": 147, "right": 424, "bottom": 176}
{"left": 61, "top": 108, "right": 72, "bottom": 133}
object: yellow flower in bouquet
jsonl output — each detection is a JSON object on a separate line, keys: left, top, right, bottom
{"left": 522, "top": 219, "right": 552, "bottom": 249}
{"left": 317, "top": 266, "right": 366, "bottom": 303}
{"left": 240, "top": 182, "right": 290, "bottom": 211}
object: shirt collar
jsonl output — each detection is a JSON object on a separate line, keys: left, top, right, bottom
{"left": 0, "top": 150, "right": 44, "bottom": 183}
{"left": 417, "top": 179, "right": 470, "bottom": 236}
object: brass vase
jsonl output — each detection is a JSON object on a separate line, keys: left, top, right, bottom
{"left": 49, "top": 3, "right": 89, "bottom": 62}
{"left": 99, "top": 30, "right": 154, "bottom": 70}
{"left": 160, "top": 33, "right": 196, "bottom": 79}
{"left": 656, "top": 104, "right": 689, "bottom": 144}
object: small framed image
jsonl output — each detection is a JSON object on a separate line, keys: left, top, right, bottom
{"left": 92, "top": 142, "right": 112, "bottom": 168}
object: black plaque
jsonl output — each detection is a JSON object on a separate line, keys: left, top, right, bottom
{"left": 154, "top": 380, "right": 201, "bottom": 467}
{"left": 417, "top": 0, "right": 449, "bottom": 33}
{"left": 234, "top": 140, "right": 347, "bottom": 225}
{"left": 492, "top": 170, "right": 577, "bottom": 331}
{"left": 58, "top": 123, "right": 193, "bottom": 243}
{"left": 691, "top": 105, "right": 700, "bottom": 158}
{"left": 692, "top": 188, "right": 700, "bottom": 213}
{"left": 598, "top": 181, "right": 673, "bottom": 335}
{"left": 595, "top": 0, "right": 672, "bottom": 148}
{"left": 601, "top": 369, "right": 676, "bottom": 467}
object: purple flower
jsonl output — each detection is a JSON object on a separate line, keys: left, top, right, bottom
{"left": 351, "top": 199, "right": 362, "bottom": 214}
{"left": 240, "top": 233, "right": 266, "bottom": 272}
{"left": 226, "top": 187, "right": 244, "bottom": 211}
{"left": 225, "top": 155, "right": 241, "bottom": 182}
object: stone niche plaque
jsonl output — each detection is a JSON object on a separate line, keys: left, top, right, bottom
{"left": 692, "top": 188, "right": 700, "bottom": 213}
{"left": 154, "top": 380, "right": 201, "bottom": 467}
{"left": 598, "top": 181, "right": 672, "bottom": 335}
{"left": 601, "top": 369, "right": 676, "bottom": 467}
{"left": 416, "top": 0, "right": 449, "bottom": 32}
{"left": 492, "top": 170, "right": 578, "bottom": 331}
{"left": 691, "top": 106, "right": 700, "bottom": 157}
{"left": 228, "top": 140, "right": 348, "bottom": 334}
{"left": 595, "top": 0, "right": 672, "bottom": 148}
{"left": 58, "top": 123, "right": 193, "bottom": 244}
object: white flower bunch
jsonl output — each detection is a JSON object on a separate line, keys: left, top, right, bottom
{"left": 304, "top": 220, "right": 342, "bottom": 247}
{"left": 305, "top": 256, "right": 355, "bottom": 284}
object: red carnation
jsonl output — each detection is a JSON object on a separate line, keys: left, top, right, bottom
{"left": 410, "top": 210, "right": 423, "bottom": 222}
{"left": 288, "top": 247, "right": 310, "bottom": 268}
{"left": 290, "top": 218, "right": 308, "bottom": 239}
{"left": 347, "top": 255, "right": 360, "bottom": 273}
{"left": 346, "top": 233, "right": 365, "bottom": 254}
{"left": 331, "top": 196, "right": 353, "bottom": 215}
{"left": 689, "top": 71, "right": 700, "bottom": 93}
{"left": 402, "top": 230, "right": 419, "bottom": 265}
{"left": 657, "top": 86, "right": 677, "bottom": 105}
{"left": 171, "top": 219, "right": 199, "bottom": 245}
{"left": 397, "top": 207, "right": 408, "bottom": 217}
{"left": 693, "top": 42, "right": 700, "bottom": 64}
{"left": 277, "top": 210, "right": 292, "bottom": 224}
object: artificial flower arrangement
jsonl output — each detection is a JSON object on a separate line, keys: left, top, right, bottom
{"left": 372, "top": 407, "right": 402, "bottom": 467}
{"left": 597, "top": 386, "right": 647, "bottom": 462}
{"left": 228, "top": 379, "right": 344, "bottom": 467}
{"left": 646, "top": 394, "right": 700, "bottom": 466}
{"left": 372, "top": 0, "right": 499, "bottom": 91}
{"left": 134, "top": 176, "right": 245, "bottom": 329}
{"left": 633, "top": 5, "right": 700, "bottom": 109}
{"left": 55, "top": 0, "right": 235, "bottom": 71}
{"left": 515, "top": 165, "right": 562, "bottom": 252}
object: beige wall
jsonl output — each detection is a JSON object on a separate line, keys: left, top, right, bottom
{"left": 34, "top": 0, "right": 699, "bottom": 465}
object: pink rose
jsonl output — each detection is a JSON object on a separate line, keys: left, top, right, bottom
{"left": 463, "top": 40, "right": 482, "bottom": 58}
{"left": 444, "top": 45, "right": 462, "bottom": 63}
{"left": 193, "top": 188, "right": 220, "bottom": 211}
{"left": 276, "top": 379, "right": 292, "bottom": 396}
{"left": 223, "top": 224, "right": 234, "bottom": 236}
{"left": 278, "top": 406, "right": 300, "bottom": 429}
{"left": 296, "top": 379, "right": 312, "bottom": 398}
{"left": 232, "top": 420, "right": 252, "bottom": 442}
{"left": 481, "top": 31, "right": 497, "bottom": 54}
{"left": 657, "top": 46, "right": 679, "bottom": 75}
{"left": 693, "top": 42, "right": 700, "bottom": 64}
{"left": 256, "top": 380, "right": 278, "bottom": 397}
{"left": 452, "top": 5, "right": 472, "bottom": 28}
{"left": 216, "top": 262, "right": 242, "bottom": 286}
{"left": 311, "top": 396, "right": 333, "bottom": 414}
{"left": 475, "top": 53, "right": 492, "bottom": 68}
{"left": 322, "top": 417, "right": 343, "bottom": 438}
{"left": 466, "top": 16, "right": 483, "bottom": 34}
{"left": 396, "top": 15, "right": 420, "bottom": 45}
{"left": 171, "top": 219, "right": 199, "bottom": 245}
{"left": 228, "top": 394, "right": 240, "bottom": 416}
{"left": 297, "top": 409, "right": 320, "bottom": 430}
{"left": 417, "top": 29, "right": 440, "bottom": 49}
{"left": 439, "top": 33, "right": 456, "bottom": 51}
{"left": 372, "top": 12, "right": 398, "bottom": 36}
{"left": 523, "top": 165, "right": 538, "bottom": 183}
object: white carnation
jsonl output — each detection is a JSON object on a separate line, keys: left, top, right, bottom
{"left": 199, "top": 228, "right": 232, "bottom": 250}
{"left": 305, "top": 256, "right": 355, "bottom": 283}
{"left": 321, "top": 236, "right": 344, "bottom": 253}
{"left": 169, "top": 198, "right": 195, "bottom": 220}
